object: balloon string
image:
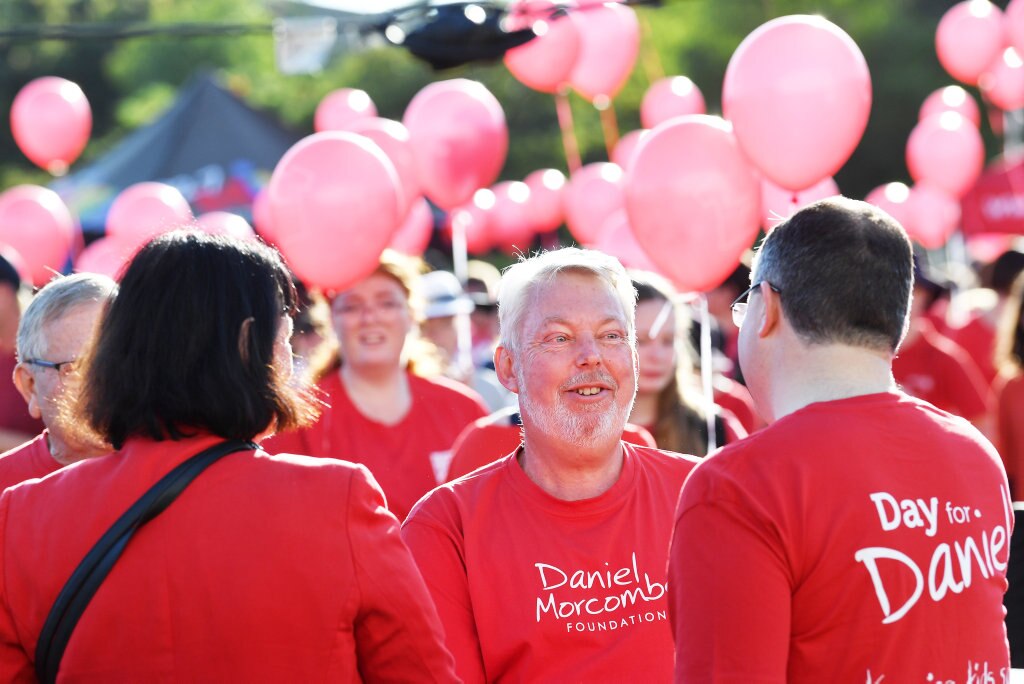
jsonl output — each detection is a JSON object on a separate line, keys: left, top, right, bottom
{"left": 451, "top": 214, "right": 468, "bottom": 285}
{"left": 598, "top": 100, "right": 620, "bottom": 160}
{"left": 637, "top": 11, "right": 665, "bottom": 84}
{"left": 555, "top": 89, "right": 582, "bottom": 174}
{"left": 697, "top": 293, "right": 717, "bottom": 455}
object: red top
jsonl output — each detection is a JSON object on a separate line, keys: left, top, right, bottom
{"left": 0, "top": 434, "right": 458, "bottom": 682}
{"left": 264, "top": 371, "right": 488, "bottom": 520}
{"left": 892, "top": 320, "right": 992, "bottom": 422}
{"left": 402, "top": 442, "right": 700, "bottom": 683}
{"left": 444, "top": 408, "right": 656, "bottom": 481}
{"left": 946, "top": 313, "right": 998, "bottom": 385}
{"left": 0, "top": 432, "right": 58, "bottom": 492}
{"left": 996, "top": 372, "right": 1024, "bottom": 500}
{"left": 670, "top": 392, "right": 1011, "bottom": 682}
{"left": 714, "top": 375, "right": 764, "bottom": 433}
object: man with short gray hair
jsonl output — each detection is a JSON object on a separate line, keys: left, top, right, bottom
{"left": 0, "top": 273, "right": 117, "bottom": 490}
{"left": 402, "top": 247, "right": 700, "bottom": 681}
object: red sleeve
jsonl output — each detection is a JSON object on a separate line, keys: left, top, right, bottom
{"left": 622, "top": 423, "right": 656, "bottom": 448}
{"left": 0, "top": 492, "right": 34, "bottom": 682}
{"left": 446, "top": 424, "right": 520, "bottom": 482}
{"left": 669, "top": 468, "right": 791, "bottom": 683}
{"left": 720, "top": 409, "right": 748, "bottom": 445}
{"left": 402, "top": 500, "right": 487, "bottom": 684}
{"left": 345, "top": 466, "right": 459, "bottom": 683}
{"left": 938, "top": 343, "right": 993, "bottom": 422}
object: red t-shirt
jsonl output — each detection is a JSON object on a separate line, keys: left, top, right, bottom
{"left": 0, "top": 432, "right": 58, "bottom": 492}
{"left": 444, "top": 408, "right": 656, "bottom": 481}
{"left": 402, "top": 442, "right": 700, "bottom": 683}
{"left": 892, "top": 320, "right": 992, "bottom": 421}
{"left": 946, "top": 313, "right": 998, "bottom": 386}
{"left": 670, "top": 392, "right": 1011, "bottom": 682}
{"left": 0, "top": 434, "right": 458, "bottom": 681}
{"left": 996, "top": 372, "right": 1024, "bottom": 500}
{"left": 714, "top": 375, "right": 764, "bottom": 433}
{"left": 264, "top": 371, "right": 487, "bottom": 520}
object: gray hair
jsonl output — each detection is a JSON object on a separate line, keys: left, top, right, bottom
{"left": 17, "top": 273, "right": 118, "bottom": 361}
{"left": 497, "top": 247, "right": 637, "bottom": 353}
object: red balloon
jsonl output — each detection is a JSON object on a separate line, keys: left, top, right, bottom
{"left": 979, "top": 47, "right": 1024, "bottom": 111}
{"left": 196, "top": 211, "right": 256, "bottom": 240}
{"left": 504, "top": 2, "right": 581, "bottom": 94}
{"left": 936, "top": 0, "right": 1006, "bottom": 86}
{"left": 611, "top": 129, "right": 649, "bottom": 171}
{"left": 760, "top": 176, "right": 840, "bottom": 232}
{"left": 640, "top": 77, "right": 706, "bottom": 129}
{"left": 447, "top": 190, "right": 496, "bottom": 255}
{"left": 389, "top": 197, "right": 434, "bottom": 256}
{"left": 568, "top": 3, "right": 640, "bottom": 103}
{"left": 564, "top": 162, "right": 626, "bottom": 245}
{"left": 251, "top": 188, "right": 277, "bottom": 245}
{"left": 624, "top": 115, "right": 761, "bottom": 293}
{"left": 105, "top": 182, "right": 194, "bottom": 249}
{"left": 11, "top": 77, "right": 91, "bottom": 176}
{"left": 403, "top": 79, "right": 508, "bottom": 210}
{"left": 268, "top": 132, "right": 401, "bottom": 292}
{"left": 0, "top": 185, "right": 76, "bottom": 285}
{"left": 522, "top": 168, "right": 566, "bottom": 232}
{"left": 74, "top": 236, "right": 135, "bottom": 280}
{"left": 347, "top": 117, "right": 421, "bottom": 217}
{"left": 908, "top": 183, "right": 961, "bottom": 249}
{"left": 489, "top": 181, "right": 536, "bottom": 252}
{"left": 919, "top": 85, "right": 981, "bottom": 126}
{"left": 906, "top": 112, "right": 984, "bottom": 198}
{"left": 723, "top": 15, "right": 871, "bottom": 191}
{"left": 864, "top": 182, "right": 916, "bottom": 235}
{"left": 313, "top": 88, "right": 377, "bottom": 132}
{"left": 591, "top": 210, "right": 661, "bottom": 273}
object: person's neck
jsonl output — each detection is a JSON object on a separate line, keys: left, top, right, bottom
{"left": 47, "top": 433, "right": 106, "bottom": 467}
{"left": 764, "top": 341, "right": 895, "bottom": 422}
{"left": 518, "top": 429, "right": 625, "bottom": 501}
{"left": 340, "top": 364, "right": 411, "bottom": 425}
{"left": 629, "top": 391, "right": 658, "bottom": 428}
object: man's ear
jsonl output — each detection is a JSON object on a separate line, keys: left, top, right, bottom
{"left": 494, "top": 345, "right": 520, "bottom": 394}
{"left": 12, "top": 364, "right": 41, "bottom": 419}
{"left": 756, "top": 282, "right": 782, "bottom": 339}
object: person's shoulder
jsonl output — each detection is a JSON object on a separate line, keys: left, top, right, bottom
{"left": 628, "top": 442, "right": 702, "bottom": 471}
{"left": 406, "top": 456, "right": 509, "bottom": 524}
{"left": 996, "top": 370, "right": 1024, "bottom": 400}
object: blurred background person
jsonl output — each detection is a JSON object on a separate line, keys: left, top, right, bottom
{"left": 288, "top": 277, "right": 333, "bottom": 383}
{"left": 265, "top": 250, "right": 488, "bottom": 520}
{"left": 0, "top": 232, "right": 457, "bottom": 681}
{"left": 465, "top": 259, "right": 503, "bottom": 370}
{"left": 995, "top": 271, "right": 1024, "bottom": 500}
{"left": 703, "top": 262, "right": 750, "bottom": 381}
{"left": 0, "top": 273, "right": 116, "bottom": 491}
{"left": 0, "top": 252, "right": 42, "bottom": 451}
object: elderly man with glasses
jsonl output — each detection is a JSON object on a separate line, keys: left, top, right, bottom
{"left": 0, "top": 273, "right": 117, "bottom": 491}
{"left": 669, "top": 197, "right": 1011, "bottom": 680}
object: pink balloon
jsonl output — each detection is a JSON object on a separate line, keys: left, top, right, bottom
{"left": 908, "top": 183, "right": 961, "bottom": 249}
{"left": 389, "top": 197, "right": 434, "bottom": 256}
{"left": 591, "top": 210, "right": 661, "bottom": 273}
{"left": 268, "top": 132, "right": 401, "bottom": 292}
{"left": 523, "top": 168, "right": 566, "bottom": 232}
{"left": 611, "top": 129, "right": 650, "bottom": 170}
{"left": 624, "top": 115, "right": 761, "bottom": 293}
{"left": 640, "top": 77, "right": 706, "bottom": 129}
{"left": 196, "top": 211, "right": 256, "bottom": 240}
{"left": 1009, "top": 0, "right": 1024, "bottom": 54}
{"left": 723, "top": 15, "right": 871, "bottom": 191}
{"left": 864, "top": 182, "right": 916, "bottom": 235}
{"left": 906, "top": 111, "right": 984, "bottom": 198}
{"left": 568, "top": 3, "right": 640, "bottom": 103}
{"left": 979, "top": 47, "right": 1024, "bottom": 111}
{"left": 105, "top": 182, "right": 194, "bottom": 249}
{"left": 347, "top": 117, "right": 421, "bottom": 217}
{"left": 0, "top": 185, "right": 76, "bottom": 285}
{"left": 919, "top": 85, "right": 981, "bottom": 126}
{"left": 11, "top": 77, "right": 91, "bottom": 175}
{"left": 564, "top": 162, "right": 626, "bottom": 245}
{"left": 403, "top": 79, "right": 508, "bottom": 210}
{"left": 447, "top": 190, "right": 496, "bottom": 255}
{"left": 489, "top": 181, "right": 536, "bottom": 252}
{"left": 251, "top": 188, "right": 277, "bottom": 245}
{"left": 936, "top": 0, "right": 1006, "bottom": 86}
{"left": 760, "top": 176, "right": 840, "bottom": 232}
{"left": 313, "top": 88, "right": 377, "bottom": 132}
{"left": 73, "top": 236, "right": 135, "bottom": 280}
{"left": 504, "top": 3, "right": 581, "bottom": 94}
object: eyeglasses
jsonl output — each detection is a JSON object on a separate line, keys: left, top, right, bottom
{"left": 730, "top": 282, "right": 782, "bottom": 328}
{"left": 23, "top": 358, "right": 77, "bottom": 381}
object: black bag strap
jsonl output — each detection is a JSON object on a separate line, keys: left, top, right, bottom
{"left": 34, "top": 439, "right": 256, "bottom": 684}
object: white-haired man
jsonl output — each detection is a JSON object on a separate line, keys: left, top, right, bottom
{"left": 402, "top": 248, "right": 699, "bottom": 681}
{"left": 0, "top": 273, "right": 117, "bottom": 490}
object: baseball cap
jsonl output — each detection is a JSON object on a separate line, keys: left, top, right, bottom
{"left": 421, "top": 270, "right": 475, "bottom": 319}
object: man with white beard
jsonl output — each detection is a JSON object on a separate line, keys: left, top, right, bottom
{"left": 402, "top": 248, "right": 700, "bottom": 682}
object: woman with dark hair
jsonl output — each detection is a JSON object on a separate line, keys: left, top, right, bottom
{"left": 630, "top": 272, "right": 747, "bottom": 455}
{"left": 0, "top": 232, "right": 457, "bottom": 682}
{"left": 266, "top": 249, "right": 488, "bottom": 520}
{"left": 995, "top": 271, "right": 1024, "bottom": 500}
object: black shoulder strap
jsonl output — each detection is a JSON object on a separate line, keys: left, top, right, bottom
{"left": 34, "top": 439, "right": 256, "bottom": 684}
